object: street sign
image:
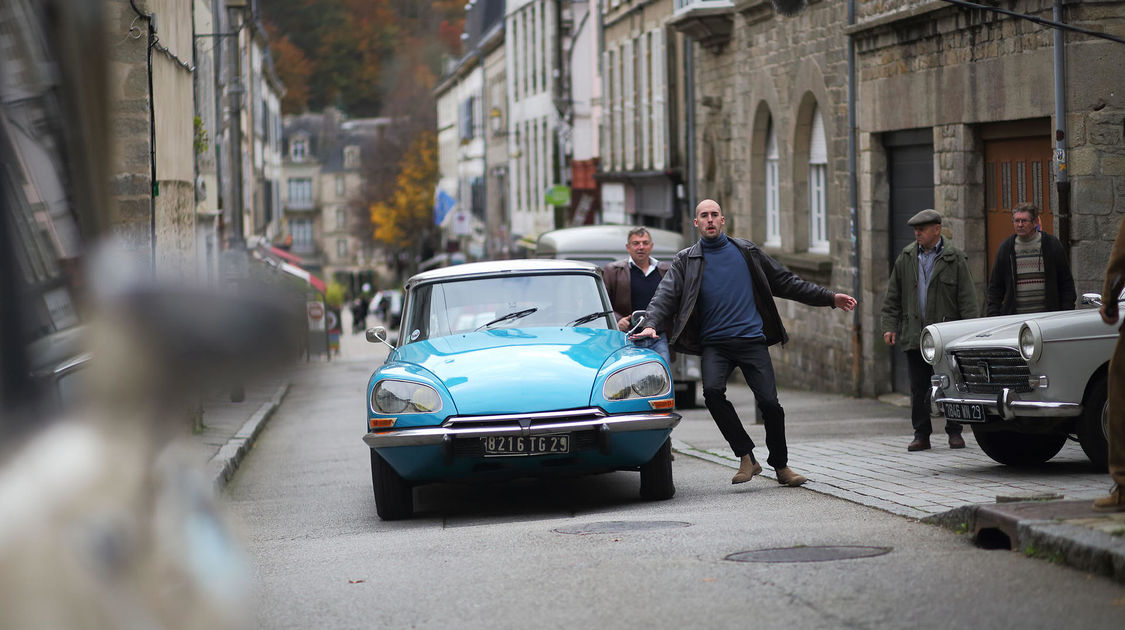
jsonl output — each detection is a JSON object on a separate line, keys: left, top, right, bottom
{"left": 545, "top": 184, "right": 570, "bottom": 206}
{"left": 307, "top": 301, "right": 325, "bottom": 331}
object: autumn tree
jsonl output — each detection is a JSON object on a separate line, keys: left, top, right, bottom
{"left": 369, "top": 131, "right": 438, "bottom": 278}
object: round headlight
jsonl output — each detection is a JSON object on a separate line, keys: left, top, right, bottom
{"left": 371, "top": 380, "right": 442, "bottom": 414}
{"left": 920, "top": 326, "right": 941, "bottom": 364}
{"left": 1018, "top": 322, "right": 1042, "bottom": 363}
{"left": 604, "top": 362, "right": 670, "bottom": 400}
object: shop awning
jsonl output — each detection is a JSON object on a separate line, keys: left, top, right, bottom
{"left": 275, "top": 260, "right": 326, "bottom": 294}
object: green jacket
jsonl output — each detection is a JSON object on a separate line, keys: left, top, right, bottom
{"left": 880, "top": 239, "right": 979, "bottom": 351}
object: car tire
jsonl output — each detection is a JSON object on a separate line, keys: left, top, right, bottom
{"left": 639, "top": 438, "right": 675, "bottom": 501}
{"left": 970, "top": 426, "right": 1067, "bottom": 467}
{"left": 371, "top": 449, "right": 413, "bottom": 520}
{"left": 1077, "top": 373, "right": 1108, "bottom": 471}
{"left": 675, "top": 382, "right": 697, "bottom": 409}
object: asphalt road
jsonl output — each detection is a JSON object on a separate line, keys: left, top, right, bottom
{"left": 222, "top": 322, "right": 1125, "bottom": 629}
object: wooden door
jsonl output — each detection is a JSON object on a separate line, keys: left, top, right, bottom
{"left": 983, "top": 136, "right": 1053, "bottom": 276}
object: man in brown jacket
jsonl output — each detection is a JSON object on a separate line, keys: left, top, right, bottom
{"left": 1094, "top": 215, "right": 1125, "bottom": 512}
{"left": 603, "top": 227, "right": 672, "bottom": 365}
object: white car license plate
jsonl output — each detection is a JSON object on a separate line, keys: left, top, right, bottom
{"left": 482, "top": 434, "right": 570, "bottom": 457}
{"left": 942, "top": 402, "right": 985, "bottom": 422}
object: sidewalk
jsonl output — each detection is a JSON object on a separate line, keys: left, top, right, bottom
{"left": 193, "top": 311, "right": 1125, "bottom": 583}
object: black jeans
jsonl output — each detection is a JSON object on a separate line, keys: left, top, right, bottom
{"left": 701, "top": 338, "right": 787, "bottom": 469}
{"left": 905, "top": 348, "right": 961, "bottom": 439}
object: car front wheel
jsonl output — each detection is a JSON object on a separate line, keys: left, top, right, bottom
{"left": 371, "top": 449, "right": 413, "bottom": 520}
{"left": 639, "top": 438, "right": 675, "bottom": 500}
{"left": 1077, "top": 373, "right": 1108, "bottom": 471}
{"left": 970, "top": 426, "right": 1067, "bottom": 467}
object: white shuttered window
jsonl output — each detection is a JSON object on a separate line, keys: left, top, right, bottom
{"left": 623, "top": 38, "right": 635, "bottom": 171}
{"left": 766, "top": 123, "right": 781, "bottom": 247}
{"left": 808, "top": 108, "right": 829, "bottom": 253}
{"left": 651, "top": 27, "right": 666, "bottom": 170}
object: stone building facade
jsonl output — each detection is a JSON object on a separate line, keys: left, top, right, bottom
{"left": 674, "top": 0, "right": 858, "bottom": 394}
{"left": 676, "top": 0, "right": 1125, "bottom": 397}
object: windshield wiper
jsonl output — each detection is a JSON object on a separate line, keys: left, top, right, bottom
{"left": 477, "top": 307, "right": 538, "bottom": 331}
{"left": 567, "top": 310, "right": 614, "bottom": 327}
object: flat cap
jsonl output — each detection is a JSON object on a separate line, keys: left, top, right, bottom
{"left": 907, "top": 208, "right": 942, "bottom": 226}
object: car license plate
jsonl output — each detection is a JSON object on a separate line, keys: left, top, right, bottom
{"left": 481, "top": 434, "right": 570, "bottom": 457}
{"left": 942, "top": 402, "right": 985, "bottom": 422}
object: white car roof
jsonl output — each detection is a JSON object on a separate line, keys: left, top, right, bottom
{"left": 404, "top": 259, "right": 599, "bottom": 290}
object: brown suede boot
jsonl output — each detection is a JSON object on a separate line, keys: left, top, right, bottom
{"left": 1092, "top": 485, "right": 1125, "bottom": 513}
{"left": 775, "top": 467, "right": 808, "bottom": 487}
{"left": 731, "top": 455, "right": 762, "bottom": 484}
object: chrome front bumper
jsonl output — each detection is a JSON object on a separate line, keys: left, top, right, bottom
{"left": 930, "top": 386, "right": 1082, "bottom": 420}
{"left": 363, "top": 407, "right": 682, "bottom": 448}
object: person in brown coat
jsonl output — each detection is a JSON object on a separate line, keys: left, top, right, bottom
{"left": 602, "top": 227, "right": 672, "bottom": 365}
{"left": 1094, "top": 215, "right": 1125, "bottom": 512}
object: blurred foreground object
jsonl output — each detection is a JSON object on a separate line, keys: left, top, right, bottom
{"left": 0, "top": 1, "right": 297, "bottom": 628}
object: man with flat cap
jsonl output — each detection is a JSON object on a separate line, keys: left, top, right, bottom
{"left": 881, "top": 209, "right": 979, "bottom": 451}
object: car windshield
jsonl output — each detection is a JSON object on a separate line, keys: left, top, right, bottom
{"left": 402, "top": 272, "right": 612, "bottom": 343}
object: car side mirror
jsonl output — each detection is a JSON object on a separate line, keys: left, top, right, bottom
{"left": 1081, "top": 293, "right": 1103, "bottom": 307}
{"left": 627, "top": 310, "right": 647, "bottom": 335}
{"left": 366, "top": 326, "right": 395, "bottom": 350}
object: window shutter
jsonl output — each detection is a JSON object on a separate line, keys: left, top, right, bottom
{"left": 809, "top": 108, "right": 827, "bottom": 164}
{"left": 623, "top": 38, "right": 635, "bottom": 171}
{"left": 638, "top": 32, "right": 650, "bottom": 170}
{"left": 652, "top": 27, "right": 666, "bottom": 170}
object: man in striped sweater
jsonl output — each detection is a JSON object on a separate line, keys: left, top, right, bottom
{"left": 986, "top": 202, "right": 1075, "bottom": 316}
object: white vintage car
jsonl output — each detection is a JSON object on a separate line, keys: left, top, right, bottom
{"left": 921, "top": 291, "right": 1120, "bottom": 468}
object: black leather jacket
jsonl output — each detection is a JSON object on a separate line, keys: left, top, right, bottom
{"left": 644, "top": 236, "right": 837, "bottom": 355}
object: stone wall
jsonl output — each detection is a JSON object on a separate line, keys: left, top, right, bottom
{"left": 691, "top": 0, "right": 859, "bottom": 394}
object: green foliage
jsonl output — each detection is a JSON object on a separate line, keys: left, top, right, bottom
{"left": 259, "top": 0, "right": 464, "bottom": 116}
{"left": 325, "top": 281, "right": 347, "bottom": 308}
{"left": 193, "top": 116, "right": 209, "bottom": 154}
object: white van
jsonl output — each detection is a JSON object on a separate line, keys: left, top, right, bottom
{"left": 534, "top": 225, "right": 702, "bottom": 408}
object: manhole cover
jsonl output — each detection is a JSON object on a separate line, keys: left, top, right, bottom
{"left": 554, "top": 520, "right": 692, "bottom": 535}
{"left": 725, "top": 546, "right": 892, "bottom": 563}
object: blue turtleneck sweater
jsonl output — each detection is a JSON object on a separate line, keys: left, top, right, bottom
{"left": 699, "top": 234, "right": 764, "bottom": 342}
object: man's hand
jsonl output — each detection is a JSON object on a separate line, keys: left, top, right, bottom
{"left": 1100, "top": 304, "right": 1119, "bottom": 326}
{"left": 616, "top": 315, "right": 631, "bottom": 331}
{"left": 629, "top": 326, "right": 658, "bottom": 340}
{"left": 883, "top": 331, "right": 896, "bottom": 346}
{"left": 834, "top": 293, "right": 858, "bottom": 311}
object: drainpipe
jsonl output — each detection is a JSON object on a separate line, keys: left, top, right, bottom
{"left": 1053, "top": 0, "right": 1070, "bottom": 256}
{"left": 129, "top": 0, "right": 157, "bottom": 268}
{"left": 684, "top": 37, "right": 696, "bottom": 238}
{"left": 847, "top": 0, "right": 861, "bottom": 396}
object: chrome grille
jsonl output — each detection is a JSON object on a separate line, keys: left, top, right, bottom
{"left": 952, "top": 349, "right": 1031, "bottom": 394}
{"left": 443, "top": 407, "right": 607, "bottom": 430}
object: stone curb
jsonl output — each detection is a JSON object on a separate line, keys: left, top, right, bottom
{"left": 923, "top": 504, "right": 1125, "bottom": 583}
{"left": 206, "top": 383, "right": 290, "bottom": 492}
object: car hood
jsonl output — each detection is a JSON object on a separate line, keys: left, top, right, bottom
{"left": 938, "top": 308, "right": 1109, "bottom": 351}
{"left": 389, "top": 328, "right": 628, "bottom": 415}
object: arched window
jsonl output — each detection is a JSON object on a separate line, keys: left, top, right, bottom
{"left": 765, "top": 122, "right": 780, "bottom": 247}
{"left": 808, "top": 107, "right": 828, "bottom": 253}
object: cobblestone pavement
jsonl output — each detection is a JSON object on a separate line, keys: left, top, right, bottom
{"left": 673, "top": 435, "right": 1107, "bottom": 520}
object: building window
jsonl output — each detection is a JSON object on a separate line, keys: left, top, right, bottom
{"left": 343, "top": 145, "right": 359, "bottom": 169}
{"left": 765, "top": 122, "right": 780, "bottom": 247}
{"left": 336, "top": 207, "right": 347, "bottom": 230}
{"left": 288, "top": 177, "right": 312, "bottom": 204}
{"left": 291, "top": 218, "right": 314, "bottom": 252}
{"left": 292, "top": 138, "right": 307, "bottom": 161}
{"left": 459, "top": 96, "right": 477, "bottom": 142}
{"left": 808, "top": 107, "right": 829, "bottom": 254}
{"left": 337, "top": 238, "right": 347, "bottom": 258}
{"left": 335, "top": 175, "right": 345, "bottom": 196}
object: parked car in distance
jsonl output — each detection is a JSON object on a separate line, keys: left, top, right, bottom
{"left": 362, "top": 259, "right": 681, "bottom": 520}
{"left": 922, "top": 291, "right": 1121, "bottom": 469}
{"left": 534, "top": 225, "right": 702, "bottom": 408}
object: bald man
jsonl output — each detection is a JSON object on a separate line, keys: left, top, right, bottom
{"left": 634, "top": 199, "right": 857, "bottom": 487}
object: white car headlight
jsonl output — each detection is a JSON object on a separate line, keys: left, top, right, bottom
{"left": 1018, "top": 321, "right": 1043, "bottom": 363}
{"left": 920, "top": 326, "right": 942, "bottom": 364}
{"left": 371, "top": 379, "right": 443, "bottom": 414}
{"left": 604, "top": 361, "right": 671, "bottom": 400}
